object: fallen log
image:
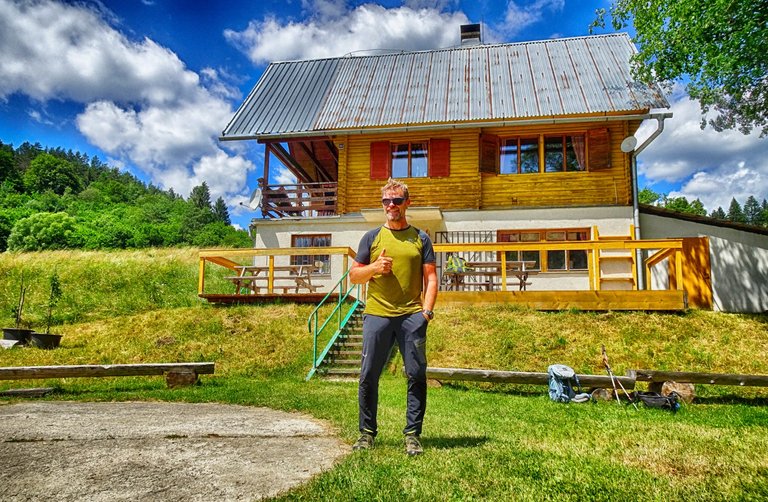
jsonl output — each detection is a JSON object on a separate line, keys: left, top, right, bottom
{"left": 426, "top": 367, "right": 635, "bottom": 389}
{"left": 0, "top": 363, "right": 215, "bottom": 389}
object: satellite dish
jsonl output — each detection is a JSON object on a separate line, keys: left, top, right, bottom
{"left": 247, "top": 188, "right": 262, "bottom": 209}
{"left": 620, "top": 136, "right": 638, "bottom": 153}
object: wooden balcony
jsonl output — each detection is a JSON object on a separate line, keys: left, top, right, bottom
{"left": 260, "top": 182, "right": 337, "bottom": 219}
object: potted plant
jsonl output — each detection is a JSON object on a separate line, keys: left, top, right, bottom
{"left": 30, "top": 273, "right": 64, "bottom": 349}
{"left": 3, "top": 270, "right": 34, "bottom": 345}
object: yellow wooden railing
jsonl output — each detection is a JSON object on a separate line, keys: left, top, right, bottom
{"left": 433, "top": 239, "right": 685, "bottom": 292}
{"left": 198, "top": 246, "right": 356, "bottom": 295}
{"left": 199, "top": 238, "right": 687, "bottom": 295}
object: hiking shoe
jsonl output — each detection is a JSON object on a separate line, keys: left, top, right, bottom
{"left": 352, "top": 433, "right": 374, "bottom": 451}
{"left": 404, "top": 434, "right": 423, "bottom": 456}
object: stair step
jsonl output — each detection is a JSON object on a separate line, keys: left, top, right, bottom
{"left": 325, "top": 368, "right": 360, "bottom": 376}
{"left": 329, "top": 359, "right": 360, "bottom": 366}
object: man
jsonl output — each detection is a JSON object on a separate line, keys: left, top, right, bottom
{"left": 349, "top": 178, "right": 438, "bottom": 456}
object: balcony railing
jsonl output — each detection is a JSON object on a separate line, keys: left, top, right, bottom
{"left": 261, "top": 182, "right": 337, "bottom": 219}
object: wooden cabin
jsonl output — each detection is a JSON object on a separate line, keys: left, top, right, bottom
{"left": 209, "top": 31, "right": 768, "bottom": 312}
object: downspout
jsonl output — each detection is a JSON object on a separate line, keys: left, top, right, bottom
{"left": 631, "top": 112, "right": 672, "bottom": 289}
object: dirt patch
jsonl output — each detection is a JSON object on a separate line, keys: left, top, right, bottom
{"left": 0, "top": 401, "right": 347, "bottom": 501}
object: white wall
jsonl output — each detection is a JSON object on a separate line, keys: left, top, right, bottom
{"left": 251, "top": 206, "right": 634, "bottom": 292}
{"left": 640, "top": 213, "right": 768, "bottom": 313}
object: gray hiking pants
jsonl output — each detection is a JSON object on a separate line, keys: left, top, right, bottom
{"left": 358, "top": 312, "right": 428, "bottom": 436}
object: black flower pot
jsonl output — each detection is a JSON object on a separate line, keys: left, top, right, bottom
{"left": 29, "top": 332, "right": 62, "bottom": 349}
{"left": 3, "top": 327, "right": 34, "bottom": 345}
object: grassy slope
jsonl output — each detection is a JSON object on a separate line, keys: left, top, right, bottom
{"left": 1, "top": 249, "right": 767, "bottom": 500}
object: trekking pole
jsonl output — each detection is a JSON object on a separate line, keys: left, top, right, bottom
{"left": 601, "top": 345, "right": 622, "bottom": 405}
{"left": 602, "top": 345, "right": 639, "bottom": 410}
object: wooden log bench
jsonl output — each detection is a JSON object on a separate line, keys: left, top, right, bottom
{"left": 0, "top": 362, "right": 215, "bottom": 389}
{"left": 426, "top": 367, "right": 635, "bottom": 389}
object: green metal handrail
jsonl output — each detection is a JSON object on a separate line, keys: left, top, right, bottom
{"left": 306, "top": 269, "right": 363, "bottom": 381}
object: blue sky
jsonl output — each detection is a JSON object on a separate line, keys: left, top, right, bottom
{"left": 1, "top": 0, "right": 765, "bottom": 230}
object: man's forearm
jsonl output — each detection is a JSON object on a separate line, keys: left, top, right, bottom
{"left": 349, "top": 263, "right": 376, "bottom": 284}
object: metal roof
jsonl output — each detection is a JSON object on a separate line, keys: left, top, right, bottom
{"left": 221, "top": 33, "right": 669, "bottom": 140}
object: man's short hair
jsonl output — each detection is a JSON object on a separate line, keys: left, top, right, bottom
{"left": 381, "top": 178, "right": 410, "bottom": 200}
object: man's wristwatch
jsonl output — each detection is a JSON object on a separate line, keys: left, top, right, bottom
{"left": 422, "top": 309, "right": 434, "bottom": 320}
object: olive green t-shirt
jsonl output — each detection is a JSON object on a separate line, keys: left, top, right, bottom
{"left": 355, "top": 225, "right": 435, "bottom": 317}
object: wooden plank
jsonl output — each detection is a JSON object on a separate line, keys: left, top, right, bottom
{"left": 632, "top": 369, "right": 768, "bottom": 387}
{"left": 0, "top": 363, "right": 215, "bottom": 380}
{"left": 0, "top": 387, "right": 54, "bottom": 397}
{"left": 427, "top": 367, "right": 635, "bottom": 389}
{"left": 438, "top": 290, "right": 686, "bottom": 311}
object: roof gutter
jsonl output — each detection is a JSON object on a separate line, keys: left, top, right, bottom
{"left": 219, "top": 112, "right": 672, "bottom": 142}
{"left": 631, "top": 112, "right": 672, "bottom": 289}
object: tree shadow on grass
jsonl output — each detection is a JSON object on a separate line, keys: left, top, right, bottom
{"left": 437, "top": 381, "right": 544, "bottom": 397}
{"left": 426, "top": 435, "right": 489, "bottom": 449}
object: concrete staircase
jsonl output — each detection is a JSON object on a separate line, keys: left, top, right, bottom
{"left": 317, "top": 304, "right": 364, "bottom": 378}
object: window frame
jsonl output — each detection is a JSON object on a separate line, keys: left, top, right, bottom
{"left": 391, "top": 141, "right": 429, "bottom": 178}
{"left": 497, "top": 228, "right": 590, "bottom": 272}
{"left": 544, "top": 134, "right": 586, "bottom": 173}
{"left": 290, "top": 233, "right": 332, "bottom": 275}
{"left": 492, "top": 130, "right": 602, "bottom": 175}
{"left": 499, "top": 137, "right": 540, "bottom": 174}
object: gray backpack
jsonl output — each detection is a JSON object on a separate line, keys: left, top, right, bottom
{"left": 547, "top": 364, "right": 591, "bottom": 403}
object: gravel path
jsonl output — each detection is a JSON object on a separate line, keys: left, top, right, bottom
{"left": 1, "top": 401, "right": 347, "bottom": 501}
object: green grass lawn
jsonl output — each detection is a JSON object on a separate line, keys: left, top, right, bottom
{"left": 2, "top": 249, "right": 768, "bottom": 500}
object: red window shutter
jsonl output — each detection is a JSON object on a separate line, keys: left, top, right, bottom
{"left": 428, "top": 138, "right": 450, "bottom": 177}
{"left": 479, "top": 133, "right": 499, "bottom": 174}
{"left": 588, "top": 128, "right": 611, "bottom": 170}
{"left": 370, "top": 141, "right": 390, "bottom": 179}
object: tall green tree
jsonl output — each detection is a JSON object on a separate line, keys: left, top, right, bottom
{"left": 638, "top": 187, "right": 660, "bottom": 205}
{"left": 213, "top": 196, "right": 231, "bottom": 225}
{"left": 743, "top": 195, "right": 761, "bottom": 225}
{"left": 24, "top": 153, "right": 83, "bottom": 195}
{"left": 726, "top": 198, "right": 746, "bottom": 223}
{"left": 662, "top": 196, "right": 707, "bottom": 216}
{"left": 709, "top": 207, "right": 727, "bottom": 220}
{"left": 189, "top": 182, "right": 212, "bottom": 210}
{"left": 594, "top": 0, "right": 768, "bottom": 136}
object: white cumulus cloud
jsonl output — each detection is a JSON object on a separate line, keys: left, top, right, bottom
{"left": 637, "top": 87, "right": 768, "bottom": 211}
{"left": 0, "top": 0, "right": 253, "bottom": 208}
{"left": 225, "top": 3, "right": 470, "bottom": 64}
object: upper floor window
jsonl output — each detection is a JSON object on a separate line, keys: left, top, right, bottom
{"left": 392, "top": 142, "right": 428, "bottom": 178}
{"left": 480, "top": 128, "right": 611, "bottom": 175}
{"left": 544, "top": 135, "right": 585, "bottom": 172}
{"left": 370, "top": 138, "right": 450, "bottom": 180}
{"left": 500, "top": 138, "right": 539, "bottom": 174}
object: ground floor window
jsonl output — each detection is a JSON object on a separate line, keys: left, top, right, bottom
{"left": 291, "top": 234, "right": 331, "bottom": 274}
{"left": 497, "top": 228, "right": 589, "bottom": 272}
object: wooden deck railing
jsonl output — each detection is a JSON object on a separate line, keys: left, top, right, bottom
{"left": 198, "top": 246, "right": 356, "bottom": 296}
{"left": 200, "top": 238, "right": 687, "bottom": 294}
{"left": 260, "top": 182, "right": 337, "bottom": 219}
{"left": 433, "top": 239, "right": 685, "bottom": 292}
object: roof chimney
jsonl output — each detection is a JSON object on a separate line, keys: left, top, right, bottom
{"left": 460, "top": 23, "right": 482, "bottom": 46}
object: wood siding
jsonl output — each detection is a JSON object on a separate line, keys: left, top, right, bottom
{"left": 339, "top": 120, "right": 637, "bottom": 213}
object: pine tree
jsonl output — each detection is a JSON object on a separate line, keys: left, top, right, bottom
{"left": 758, "top": 199, "right": 768, "bottom": 227}
{"left": 743, "top": 196, "right": 761, "bottom": 225}
{"left": 213, "top": 196, "right": 231, "bottom": 225}
{"left": 726, "top": 198, "right": 746, "bottom": 223}
{"left": 189, "top": 182, "right": 212, "bottom": 210}
{"left": 709, "top": 207, "right": 727, "bottom": 220}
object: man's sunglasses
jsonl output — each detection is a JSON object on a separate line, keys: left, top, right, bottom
{"left": 382, "top": 197, "right": 406, "bottom": 206}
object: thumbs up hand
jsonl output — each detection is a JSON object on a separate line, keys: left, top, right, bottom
{"left": 375, "top": 248, "right": 393, "bottom": 275}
